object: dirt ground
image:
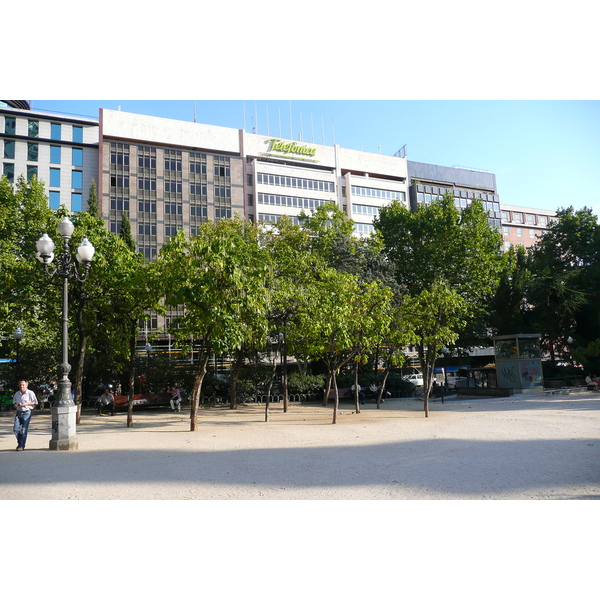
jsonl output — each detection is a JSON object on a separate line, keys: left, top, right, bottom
{"left": 1, "top": 391, "right": 599, "bottom": 500}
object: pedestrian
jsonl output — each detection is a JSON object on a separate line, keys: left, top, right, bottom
{"left": 170, "top": 385, "right": 182, "bottom": 412}
{"left": 13, "top": 379, "right": 38, "bottom": 451}
{"left": 96, "top": 387, "right": 115, "bottom": 416}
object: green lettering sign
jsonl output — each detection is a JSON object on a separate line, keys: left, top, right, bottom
{"left": 266, "top": 138, "right": 317, "bottom": 157}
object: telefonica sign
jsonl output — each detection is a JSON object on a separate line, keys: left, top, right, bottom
{"left": 265, "top": 138, "right": 317, "bottom": 161}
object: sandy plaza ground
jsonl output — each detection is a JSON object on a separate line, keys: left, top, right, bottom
{"left": 3, "top": 390, "right": 598, "bottom": 599}
{"left": 1, "top": 390, "right": 599, "bottom": 501}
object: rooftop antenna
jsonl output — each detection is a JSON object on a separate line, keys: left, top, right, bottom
{"left": 193, "top": 100, "right": 196, "bottom": 123}
{"left": 266, "top": 104, "right": 270, "bottom": 136}
{"left": 254, "top": 102, "right": 258, "bottom": 135}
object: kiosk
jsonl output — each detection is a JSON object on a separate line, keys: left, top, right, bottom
{"left": 493, "top": 333, "right": 543, "bottom": 391}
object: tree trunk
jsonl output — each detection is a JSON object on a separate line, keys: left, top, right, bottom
{"left": 127, "top": 320, "right": 137, "bottom": 428}
{"left": 74, "top": 335, "right": 87, "bottom": 425}
{"left": 322, "top": 371, "right": 332, "bottom": 406}
{"left": 265, "top": 346, "right": 278, "bottom": 423}
{"left": 190, "top": 353, "right": 210, "bottom": 431}
{"left": 282, "top": 338, "right": 289, "bottom": 413}
{"left": 353, "top": 361, "right": 361, "bottom": 413}
{"left": 332, "top": 370, "right": 339, "bottom": 424}
{"left": 417, "top": 343, "right": 430, "bottom": 417}
{"left": 229, "top": 352, "right": 243, "bottom": 410}
{"left": 377, "top": 366, "right": 391, "bottom": 408}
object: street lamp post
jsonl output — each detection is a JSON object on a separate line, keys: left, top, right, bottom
{"left": 13, "top": 327, "right": 23, "bottom": 385}
{"left": 36, "top": 217, "right": 95, "bottom": 451}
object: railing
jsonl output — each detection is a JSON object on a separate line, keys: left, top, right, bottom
{"left": 200, "top": 393, "right": 319, "bottom": 405}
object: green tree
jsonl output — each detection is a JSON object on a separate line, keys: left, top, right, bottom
{"left": 486, "top": 244, "right": 533, "bottom": 336}
{"left": 86, "top": 179, "right": 99, "bottom": 218}
{"left": 262, "top": 216, "right": 329, "bottom": 418}
{"left": 399, "top": 280, "right": 467, "bottom": 417}
{"left": 526, "top": 206, "right": 600, "bottom": 370}
{"left": 156, "top": 218, "right": 270, "bottom": 431}
{"left": 0, "top": 175, "right": 59, "bottom": 386}
{"left": 375, "top": 195, "right": 504, "bottom": 414}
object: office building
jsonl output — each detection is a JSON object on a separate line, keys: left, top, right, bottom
{"left": 407, "top": 160, "right": 502, "bottom": 228}
{"left": 500, "top": 204, "right": 555, "bottom": 250}
{"left": 98, "top": 108, "right": 409, "bottom": 261}
{"left": 0, "top": 104, "right": 98, "bottom": 212}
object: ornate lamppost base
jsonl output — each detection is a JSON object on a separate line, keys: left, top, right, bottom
{"left": 49, "top": 404, "right": 79, "bottom": 451}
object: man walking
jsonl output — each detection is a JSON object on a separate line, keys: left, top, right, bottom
{"left": 13, "top": 380, "right": 38, "bottom": 451}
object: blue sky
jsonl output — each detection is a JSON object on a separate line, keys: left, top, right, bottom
{"left": 32, "top": 99, "right": 600, "bottom": 215}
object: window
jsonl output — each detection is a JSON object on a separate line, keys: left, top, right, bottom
{"left": 247, "top": 193, "right": 253, "bottom": 206}
{"left": 3, "top": 163, "right": 14, "bottom": 182}
{"left": 503, "top": 226, "right": 509, "bottom": 236}
{"left": 539, "top": 216, "right": 547, "bottom": 226}
{"left": 27, "top": 143, "right": 38, "bottom": 161}
{"left": 50, "top": 168, "right": 61, "bottom": 187}
{"left": 351, "top": 185, "right": 402, "bottom": 201}
{"left": 50, "top": 145, "right": 61, "bottom": 164}
{"left": 72, "top": 170, "right": 83, "bottom": 189}
{"left": 72, "top": 148, "right": 83, "bottom": 167}
{"left": 27, "top": 166, "right": 37, "bottom": 181}
{"left": 527, "top": 214, "right": 535, "bottom": 224}
{"left": 529, "top": 229, "right": 536, "bottom": 238}
{"left": 3, "top": 140, "right": 15, "bottom": 159}
{"left": 72, "top": 126, "right": 83, "bottom": 143}
{"left": 514, "top": 213, "right": 523, "bottom": 223}
{"left": 51, "top": 123, "right": 61, "bottom": 140}
{"left": 28, "top": 120, "right": 39, "bottom": 137}
{"left": 517, "top": 227, "right": 523, "bottom": 237}
{"left": 71, "top": 193, "right": 82, "bottom": 212}
{"left": 49, "top": 191, "right": 60, "bottom": 210}
{"left": 4, "top": 117, "right": 15, "bottom": 134}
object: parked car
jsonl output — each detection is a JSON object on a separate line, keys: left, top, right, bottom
{"left": 404, "top": 373, "right": 424, "bottom": 386}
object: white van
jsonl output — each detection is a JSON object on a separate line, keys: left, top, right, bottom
{"left": 404, "top": 373, "right": 424, "bottom": 386}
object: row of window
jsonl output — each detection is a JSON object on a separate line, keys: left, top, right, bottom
{"left": 258, "top": 213, "right": 302, "bottom": 225}
{"left": 48, "top": 191, "right": 82, "bottom": 211}
{"left": 2, "top": 141, "right": 83, "bottom": 166}
{"left": 354, "top": 223, "right": 375, "bottom": 235}
{"left": 352, "top": 186, "right": 406, "bottom": 202}
{"left": 353, "top": 204, "right": 381, "bottom": 216}
{"left": 49, "top": 168, "right": 82, "bottom": 189}
{"left": 2, "top": 162, "right": 83, "bottom": 190}
{"left": 257, "top": 193, "right": 329, "bottom": 210}
{"left": 417, "top": 191, "right": 501, "bottom": 214}
{"left": 2, "top": 116, "right": 83, "bottom": 142}
{"left": 415, "top": 184, "right": 499, "bottom": 203}
{"left": 136, "top": 200, "right": 209, "bottom": 215}
{"left": 502, "top": 210, "right": 549, "bottom": 226}
{"left": 503, "top": 226, "right": 544, "bottom": 239}
{"left": 257, "top": 172, "right": 335, "bottom": 192}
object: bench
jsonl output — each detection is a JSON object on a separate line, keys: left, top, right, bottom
{"left": 326, "top": 388, "right": 354, "bottom": 401}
